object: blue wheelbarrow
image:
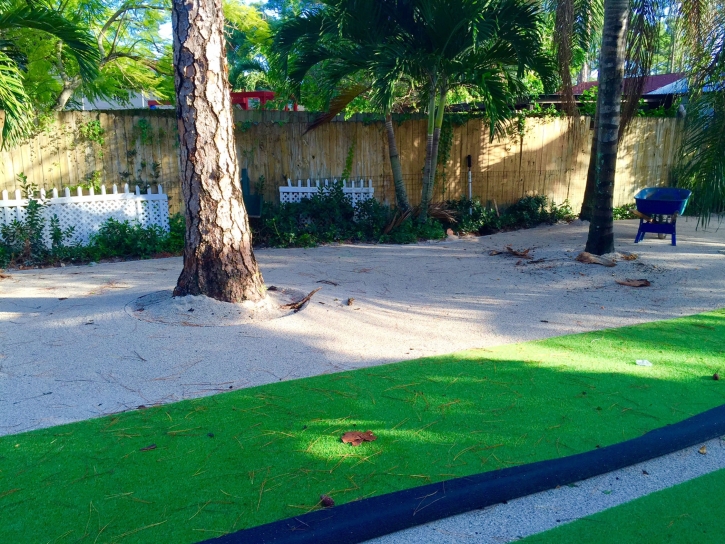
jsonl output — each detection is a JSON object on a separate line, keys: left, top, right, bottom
{"left": 633, "top": 187, "right": 692, "bottom": 246}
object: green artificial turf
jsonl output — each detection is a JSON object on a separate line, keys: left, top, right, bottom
{"left": 522, "top": 467, "right": 725, "bottom": 543}
{"left": 1, "top": 310, "right": 724, "bottom": 543}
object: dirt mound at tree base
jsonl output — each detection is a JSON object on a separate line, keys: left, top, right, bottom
{"left": 125, "top": 287, "right": 308, "bottom": 326}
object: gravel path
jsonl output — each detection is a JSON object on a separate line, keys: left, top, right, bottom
{"left": 1, "top": 218, "right": 724, "bottom": 435}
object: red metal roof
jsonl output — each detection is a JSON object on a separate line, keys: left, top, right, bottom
{"left": 569, "top": 73, "right": 684, "bottom": 95}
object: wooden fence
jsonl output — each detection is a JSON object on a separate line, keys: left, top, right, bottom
{"left": 0, "top": 110, "right": 681, "bottom": 215}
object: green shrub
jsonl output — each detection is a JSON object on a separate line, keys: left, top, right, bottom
{"left": 0, "top": 174, "right": 77, "bottom": 267}
{"left": 613, "top": 203, "right": 638, "bottom": 220}
{"left": 253, "top": 182, "right": 450, "bottom": 248}
{"left": 444, "top": 195, "right": 576, "bottom": 235}
{"left": 88, "top": 213, "right": 186, "bottom": 260}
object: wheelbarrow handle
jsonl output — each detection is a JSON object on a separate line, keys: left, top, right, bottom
{"left": 633, "top": 210, "right": 652, "bottom": 222}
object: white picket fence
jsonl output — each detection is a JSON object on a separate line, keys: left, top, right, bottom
{"left": 279, "top": 178, "right": 374, "bottom": 206}
{"left": 0, "top": 184, "right": 169, "bottom": 245}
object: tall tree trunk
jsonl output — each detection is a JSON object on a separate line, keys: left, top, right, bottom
{"left": 384, "top": 113, "right": 410, "bottom": 211}
{"left": 578, "top": 61, "right": 590, "bottom": 84}
{"left": 585, "top": 0, "right": 628, "bottom": 255}
{"left": 579, "top": 83, "right": 603, "bottom": 220}
{"left": 172, "top": 0, "right": 264, "bottom": 302}
{"left": 579, "top": 121, "right": 599, "bottom": 220}
{"left": 419, "top": 83, "right": 438, "bottom": 223}
{"left": 421, "top": 87, "right": 447, "bottom": 223}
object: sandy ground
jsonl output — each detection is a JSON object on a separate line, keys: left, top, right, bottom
{"left": 1, "top": 218, "right": 724, "bottom": 542}
{"left": 1, "top": 218, "right": 724, "bottom": 435}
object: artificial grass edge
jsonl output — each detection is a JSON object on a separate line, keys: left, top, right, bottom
{"left": 1, "top": 309, "right": 724, "bottom": 544}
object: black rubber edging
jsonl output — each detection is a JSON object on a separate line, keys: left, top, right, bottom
{"left": 205, "top": 403, "right": 725, "bottom": 544}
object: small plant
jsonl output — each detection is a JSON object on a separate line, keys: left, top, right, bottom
{"left": 0, "top": 174, "right": 75, "bottom": 266}
{"left": 254, "top": 175, "right": 266, "bottom": 195}
{"left": 78, "top": 119, "right": 105, "bottom": 146}
{"left": 134, "top": 119, "right": 154, "bottom": 145}
{"left": 443, "top": 195, "right": 576, "bottom": 235}
{"left": 613, "top": 203, "right": 638, "bottom": 220}
{"left": 78, "top": 119, "right": 105, "bottom": 158}
{"left": 341, "top": 140, "right": 356, "bottom": 181}
{"left": 151, "top": 162, "right": 161, "bottom": 181}
{"left": 68, "top": 171, "right": 102, "bottom": 193}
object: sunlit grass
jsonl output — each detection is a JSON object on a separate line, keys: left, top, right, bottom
{"left": 0, "top": 309, "right": 723, "bottom": 543}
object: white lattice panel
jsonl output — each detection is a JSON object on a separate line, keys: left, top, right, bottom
{"left": 279, "top": 178, "right": 374, "bottom": 206}
{"left": 0, "top": 184, "right": 169, "bottom": 245}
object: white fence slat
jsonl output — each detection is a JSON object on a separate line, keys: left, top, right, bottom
{"left": 0, "top": 184, "right": 170, "bottom": 245}
{"left": 279, "top": 178, "right": 375, "bottom": 207}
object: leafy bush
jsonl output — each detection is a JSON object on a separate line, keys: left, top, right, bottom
{"left": 613, "top": 203, "right": 638, "bottom": 220}
{"left": 444, "top": 195, "right": 576, "bottom": 235}
{"left": 253, "top": 182, "right": 448, "bottom": 247}
{"left": 0, "top": 175, "right": 76, "bottom": 267}
{"left": 0, "top": 182, "right": 185, "bottom": 267}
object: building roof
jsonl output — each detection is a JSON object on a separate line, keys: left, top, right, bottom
{"left": 570, "top": 73, "right": 685, "bottom": 95}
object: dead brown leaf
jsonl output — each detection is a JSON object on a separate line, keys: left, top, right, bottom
{"left": 505, "top": 246, "right": 532, "bottom": 259}
{"left": 0, "top": 271, "right": 10, "bottom": 280}
{"left": 699, "top": 445, "right": 707, "bottom": 455}
{"left": 620, "top": 253, "right": 638, "bottom": 261}
{"left": 575, "top": 252, "right": 616, "bottom": 267}
{"left": 488, "top": 250, "right": 502, "bottom": 256}
{"left": 616, "top": 278, "right": 651, "bottom": 287}
{"left": 347, "top": 297, "right": 355, "bottom": 306}
{"left": 341, "top": 430, "right": 377, "bottom": 446}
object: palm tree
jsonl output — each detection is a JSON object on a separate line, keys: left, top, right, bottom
{"left": 674, "top": 0, "right": 725, "bottom": 226}
{"left": 583, "top": 0, "right": 627, "bottom": 254}
{"left": 389, "top": 0, "right": 554, "bottom": 222}
{"left": 0, "top": 0, "right": 98, "bottom": 146}
{"left": 273, "top": 0, "right": 415, "bottom": 211}
{"left": 552, "top": 0, "right": 661, "bottom": 253}
{"left": 274, "top": 0, "right": 553, "bottom": 221}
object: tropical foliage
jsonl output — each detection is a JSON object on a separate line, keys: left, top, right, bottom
{"left": 0, "top": 0, "right": 99, "bottom": 145}
{"left": 273, "top": 0, "right": 555, "bottom": 221}
{"left": 674, "top": 0, "right": 725, "bottom": 225}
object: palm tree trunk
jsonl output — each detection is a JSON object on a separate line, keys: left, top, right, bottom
{"left": 585, "top": 0, "right": 628, "bottom": 255}
{"left": 419, "top": 84, "right": 438, "bottom": 223}
{"left": 171, "top": 0, "right": 265, "bottom": 302}
{"left": 426, "top": 87, "right": 447, "bottom": 206}
{"left": 579, "top": 89, "right": 602, "bottom": 220}
{"left": 384, "top": 113, "right": 410, "bottom": 211}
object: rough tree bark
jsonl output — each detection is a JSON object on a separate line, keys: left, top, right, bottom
{"left": 585, "top": 0, "right": 628, "bottom": 255}
{"left": 384, "top": 113, "right": 411, "bottom": 211}
{"left": 171, "top": 0, "right": 265, "bottom": 302}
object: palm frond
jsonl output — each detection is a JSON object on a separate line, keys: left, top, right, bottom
{"left": 0, "top": 5, "right": 99, "bottom": 82}
{"left": 619, "top": 0, "right": 660, "bottom": 136}
{"left": 306, "top": 84, "right": 370, "bottom": 133}
{"left": 0, "top": 50, "right": 33, "bottom": 148}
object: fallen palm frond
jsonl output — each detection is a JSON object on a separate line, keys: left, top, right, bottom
{"left": 281, "top": 287, "right": 322, "bottom": 312}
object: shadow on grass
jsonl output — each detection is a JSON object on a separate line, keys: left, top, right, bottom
{"left": 0, "top": 310, "right": 724, "bottom": 544}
